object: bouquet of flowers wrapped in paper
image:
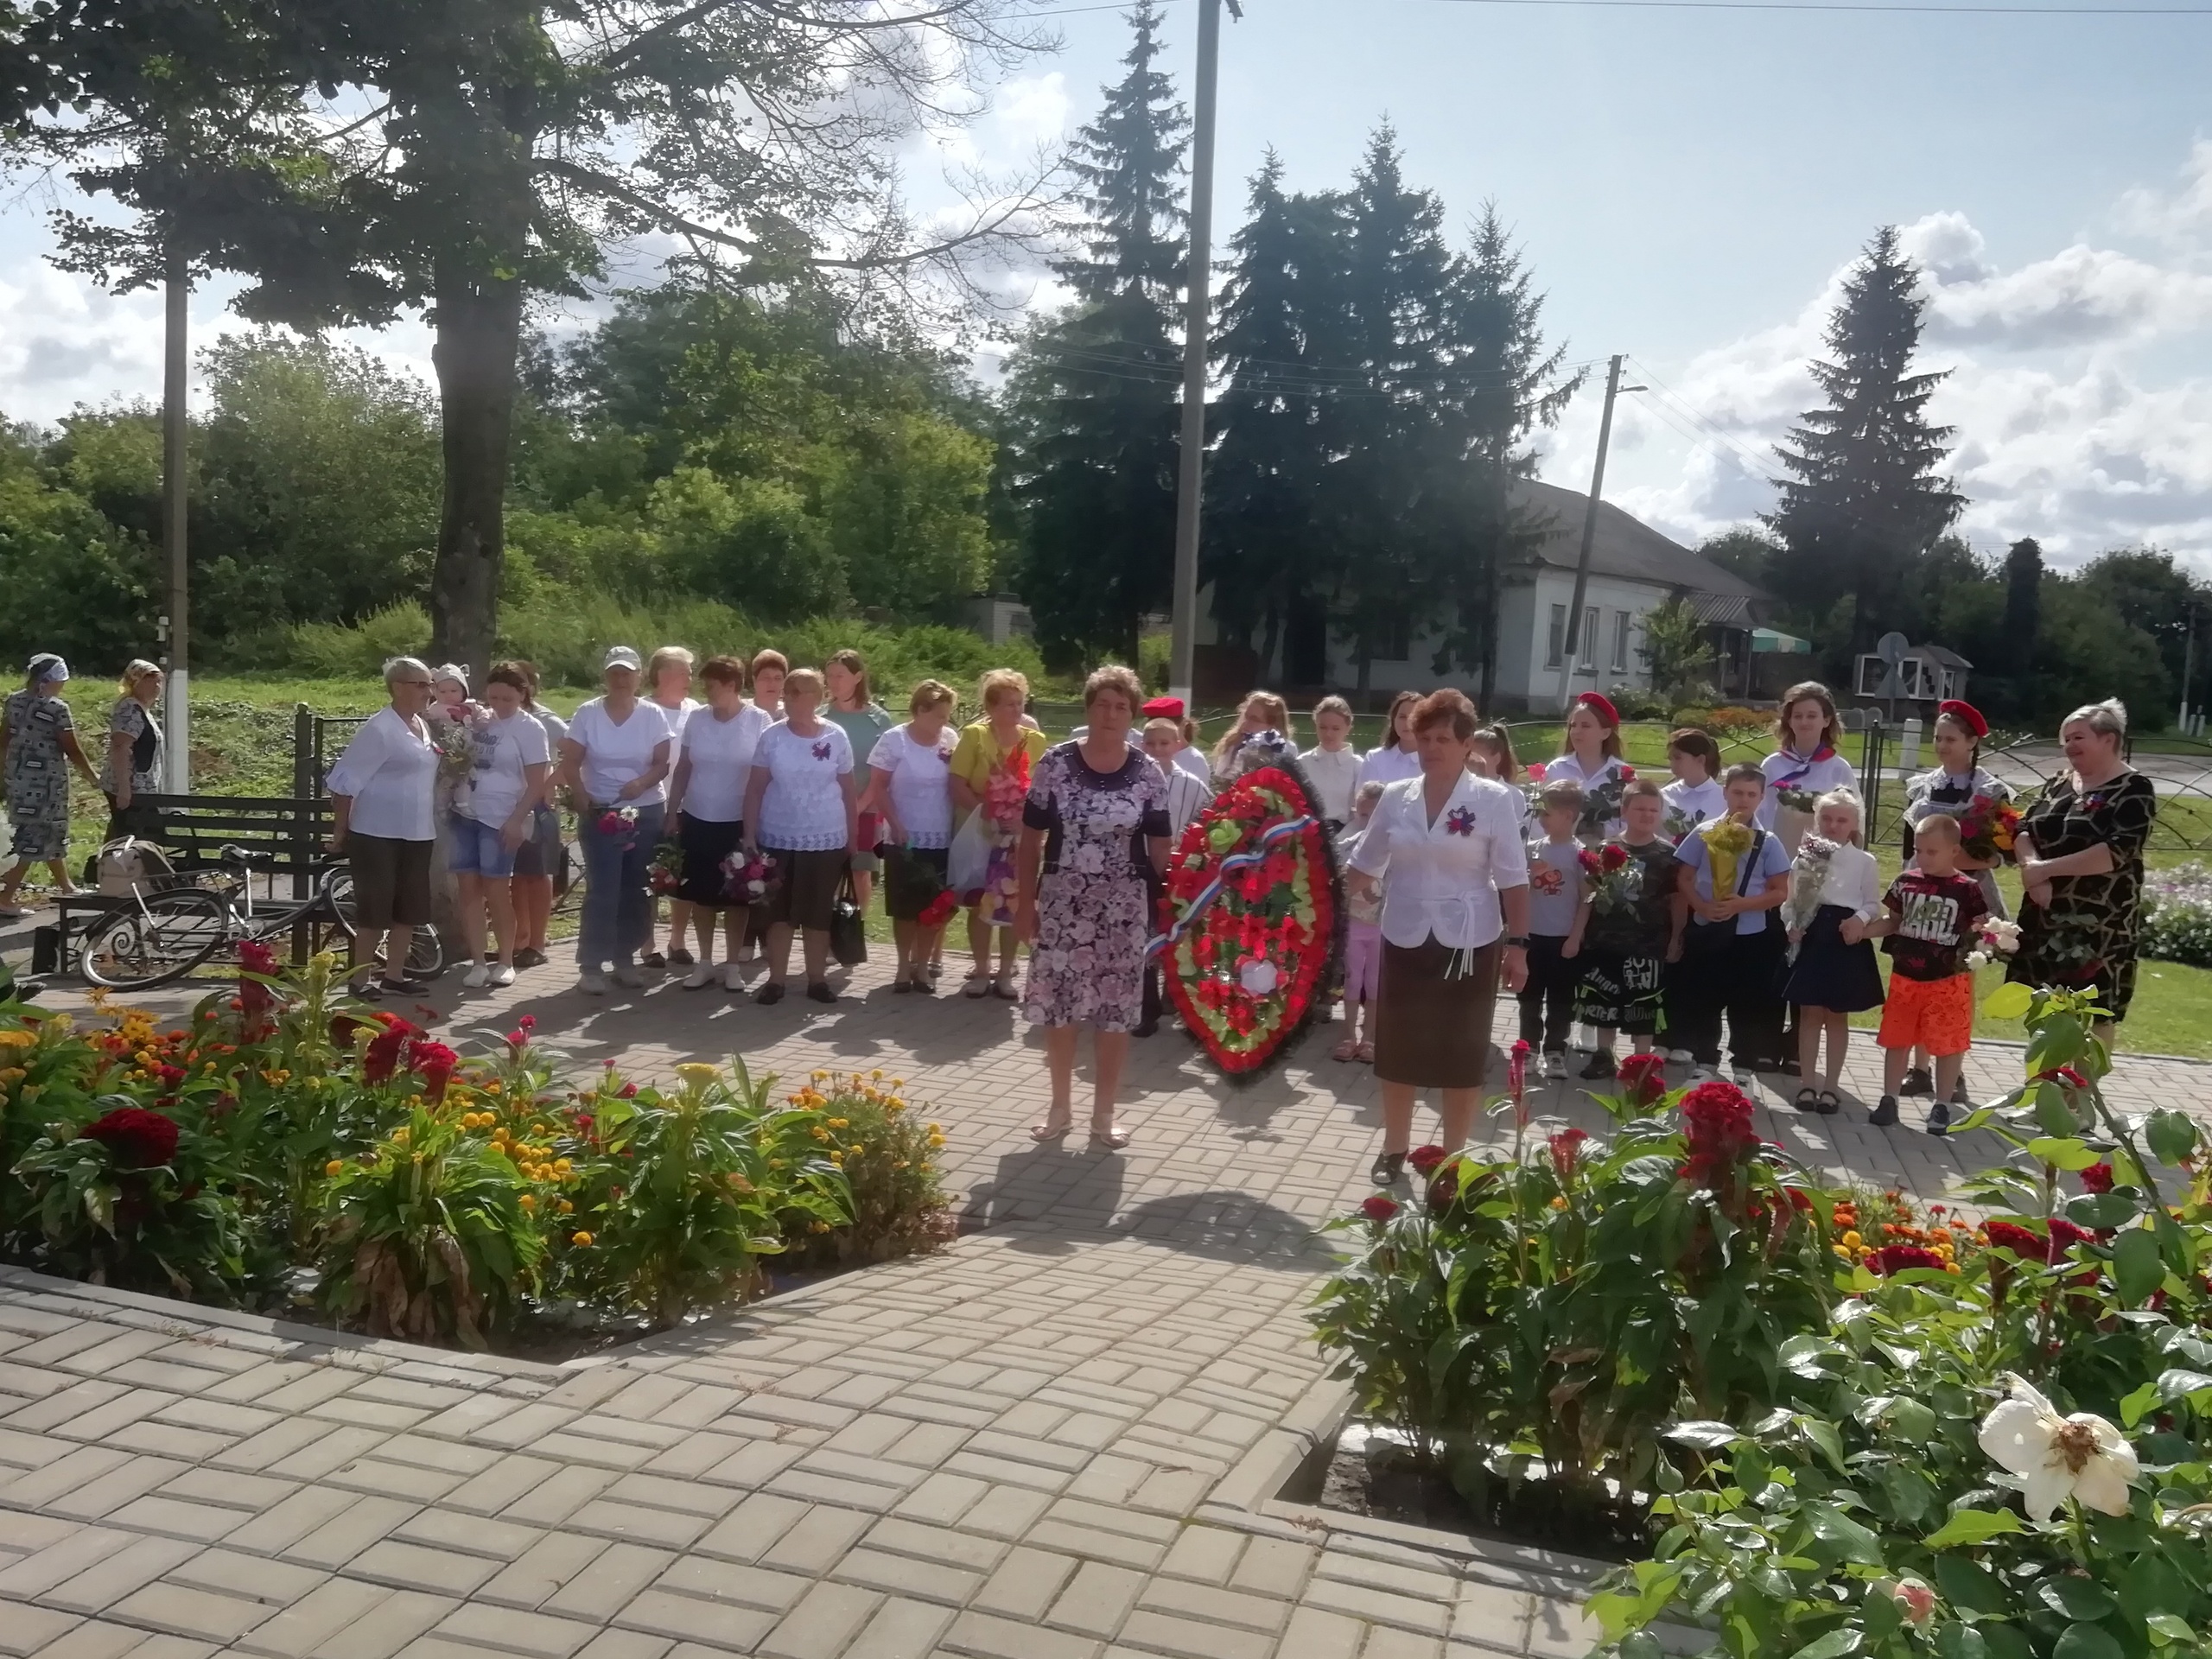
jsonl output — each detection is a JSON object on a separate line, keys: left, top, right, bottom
{"left": 1956, "top": 791, "right": 2023, "bottom": 862}
{"left": 434, "top": 713, "right": 482, "bottom": 785}
{"left": 1966, "top": 915, "right": 2023, "bottom": 969}
{"left": 1576, "top": 842, "right": 1643, "bottom": 915}
{"left": 1780, "top": 833, "right": 1837, "bottom": 957}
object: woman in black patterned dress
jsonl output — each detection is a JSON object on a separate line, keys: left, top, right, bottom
{"left": 2008, "top": 699, "right": 2158, "bottom": 1031}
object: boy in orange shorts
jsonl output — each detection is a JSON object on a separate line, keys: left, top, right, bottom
{"left": 1863, "top": 813, "right": 1987, "bottom": 1134}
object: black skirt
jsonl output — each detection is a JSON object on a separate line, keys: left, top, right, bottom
{"left": 1783, "top": 903, "right": 1885, "bottom": 1013}
{"left": 676, "top": 812, "right": 747, "bottom": 907}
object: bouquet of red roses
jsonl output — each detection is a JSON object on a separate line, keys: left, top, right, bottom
{"left": 1576, "top": 841, "right": 1643, "bottom": 915}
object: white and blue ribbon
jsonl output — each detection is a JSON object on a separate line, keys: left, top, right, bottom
{"left": 1143, "top": 814, "right": 1317, "bottom": 965}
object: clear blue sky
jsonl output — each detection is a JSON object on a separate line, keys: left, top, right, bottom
{"left": 3, "top": 0, "right": 2207, "bottom": 565}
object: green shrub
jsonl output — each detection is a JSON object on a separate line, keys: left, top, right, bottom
{"left": 779, "top": 1069, "right": 952, "bottom": 1267}
{"left": 2142, "top": 863, "right": 2212, "bottom": 969}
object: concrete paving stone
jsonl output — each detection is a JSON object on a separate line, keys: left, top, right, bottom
{"left": 163, "top": 1549, "right": 327, "bottom": 1609}
{"left": 1301, "top": 1578, "right": 1454, "bottom": 1637}
{"left": 887, "top": 1473, "right": 983, "bottom": 1527}
{"left": 1064, "top": 1457, "right": 1151, "bottom": 1509}
{"left": 961, "top": 1433, "right": 1090, "bottom": 1476}
{"left": 936, "top": 1452, "right": 1069, "bottom": 1497}
{"left": 499, "top": 1467, "right": 619, "bottom": 1529}
{"left": 346, "top": 1541, "right": 499, "bottom": 1599}
{"left": 763, "top": 1469, "right": 910, "bottom": 1514}
{"left": 559, "top": 1502, "right": 707, "bottom": 1552}
{"left": 820, "top": 1417, "right": 906, "bottom": 1460}
{"left": 104, "top": 1581, "right": 269, "bottom": 1643}
{"left": 1519, "top": 1598, "right": 1602, "bottom": 1658}
{"left": 571, "top": 1633, "right": 671, "bottom": 1659}
{"left": 388, "top": 1509, "right": 543, "bottom": 1564}
{"left": 433, "top": 1604, "right": 599, "bottom": 1659}
{"left": 251, "top": 1371, "right": 366, "bottom": 1416}
{"left": 757, "top": 1581, "right": 880, "bottom": 1659}
{"left": 41, "top": 1536, "right": 203, "bottom": 1615}
{"left": 232, "top": 1578, "right": 393, "bottom": 1659}
{"left": 718, "top": 1397, "right": 855, "bottom": 1436}
{"left": 939, "top": 1610, "right": 1101, "bottom": 1659}
{"left": 870, "top": 1395, "right": 993, "bottom": 1433}
{"left": 5, "top": 1326, "right": 118, "bottom": 1368}
{"left": 441, "top": 1457, "right": 561, "bottom": 1519}
{"left": 1317, "top": 1554, "right": 1465, "bottom": 1605}
{"left": 214, "top": 1420, "right": 344, "bottom": 1476}
{"left": 1226, "top": 1538, "right": 1315, "bottom": 1599}
{"left": 0, "top": 1595, "right": 84, "bottom": 1656}
{"left": 53, "top": 1332, "right": 174, "bottom": 1376}
{"left": 302, "top": 1398, "right": 431, "bottom": 1435}
{"left": 1447, "top": 1584, "right": 1536, "bottom": 1654}
{"left": 1044, "top": 1498, "right": 1181, "bottom": 1545}
{"left": 102, "top": 1495, "right": 253, "bottom": 1547}
{"left": 967, "top": 1548, "right": 1078, "bottom": 1622}
{"left": 24, "top": 1618, "right": 143, "bottom": 1659}
{"left": 1360, "top": 1626, "right": 1444, "bottom": 1659}
{"left": 278, "top": 1495, "right": 421, "bottom": 1571}
{"left": 479, "top": 1536, "right": 607, "bottom": 1613}
{"left": 104, "top": 1422, "right": 234, "bottom": 1465}
{"left": 49, "top": 1390, "right": 181, "bottom": 1446}
{"left": 1134, "top": 1577, "right": 1288, "bottom": 1635}
{"left": 842, "top": 1597, "right": 953, "bottom": 1659}
{"left": 650, "top": 1558, "right": 810, "bottom": 1617}
{"left": 0, "top": 1426, "right": 69, "bottom": 1473}
{"left": 151, "top": 1399, "right": 282, "bottom": 1440}
{"left": 545, "top": 1542, "right": 676, "bottom": 1626}
{"left": 933, "top": 1484, "right": 1052, "bottom": 1542}
{"left": 758, "top": 1507, "right": 872, "bottom": 1578}
{"left": 0, "top": 1448, "right": 133, "bottom": 1511}
{"left": 696, "top": 1440, "right": 807, "bottom": 1491}
{"left": 1156, "top": 1527, "right": 1243, "bottom": 1586}
{"left": 1111, "top": 1610, "right": 1275, "bottom": 1659}
{"left": 830, "top": 1548, "right": 980, "bottom": 1608}
{"left": 346, "top": 1379, "right": 478, "bottom": 1416}
{"left": 200, "top": 1363, "right": 321, "bottom": 1408}
{"left": 860, "top": 1518, "right": 1004, "bottom": 1575}
{"left": 693, "top": 1494, "right": 810, "bottom": 1567}
{"left": 601, "top": 1475, "right": 741, "bottom": 1522}
{"left": 220, "top": 1485, "right": 361, "bottom": 1555}
{"left": 608, "top": 1592, "right": 773, "bottom": 1653}
{"left": 365, "top": 1437, "right": 503, "bottom": 1479}
{"left": 1281, "top": 1606, "right": 1371, "bottom": 1659}
{"left": 557, "top": 1416, "right": 688, "bottom": 1453}
{"left": 1126, "top": 1468, "right": 1211, "bottom": 1517}
{"left": 0, "top": 1528, "right": 129, "bottom": 1599}
{"left": 310, "top": 1590, "right": 461, "bottom": 1659}
{"left": 1044, "top": 1561, "right": 1145, "bottom": 1639}
{"left": 105, "top": 1358, "right": 238, "bottom": 1395}
{"left": 270, "top": 1428, "right": 403, "bottom": 1484}
{"left": 817, "top": 1375, "right": 904, "bottom": 1412}
{"left": 0, "top": 1513, "right": 79, "bottom": 1558}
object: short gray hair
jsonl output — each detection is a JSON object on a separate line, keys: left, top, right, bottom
{"left": 2064, "top": 698, "right": 2127, "bottom": 742}
{"left": 383, "top": 656, "right": 432, "bottom": 690}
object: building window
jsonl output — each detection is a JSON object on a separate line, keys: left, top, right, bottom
{"left": 1376, "top": 608, "right": 1413, "bottom": 664}
{"left": 1580, "top": 607, "right": 1599, "bottom": 671}
{"left": 1611, "top": 611, "right": 1631, "bottom": 673}
{"left": 1547, "top": 604, "right": 1567, "bottom": 669}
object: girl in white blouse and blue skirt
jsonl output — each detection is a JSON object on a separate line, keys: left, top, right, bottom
{"left": 1349, "top": 690, "right": 1532, "bottom": 1188}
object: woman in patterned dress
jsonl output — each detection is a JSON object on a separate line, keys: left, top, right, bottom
{"left": 2008, "top": 698, "right": 2158, "bottom": 1034}
{"left": 1014, "top": 664, "right": 1171, "bottom": 1150}
{"left": 104, "top": 658, "right": 165, "bottom": 843}
{"left": 0, "top": 653, "right": 100, "bottom": 917}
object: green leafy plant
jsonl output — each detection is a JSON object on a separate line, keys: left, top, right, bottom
{"left": 568, "top": 1058, "right": 848, "bottom": 1328}
{"left": 778, "top": 1068, "right": 952, "bottom": 1268}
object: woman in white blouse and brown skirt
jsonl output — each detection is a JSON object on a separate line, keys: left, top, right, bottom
{"left": 1348, "top": 689, "right": 1532, "bottom": 1187}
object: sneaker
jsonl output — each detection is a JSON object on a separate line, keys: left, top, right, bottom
{"left": 1927, "top": 1101, "right": 1952, "bottom": 1138}
{"left": 462, "top": 962, "right": 490, "bottom": 989}
{"left": 683, "top": 966, "right": 716, "bottom": 990}
{"left": 1899, "top": 1066, "right": 1934, "bottom": 1098}
{"left": 489, "top": 963, "right": 516, "bottom": 988}
{"left": 1730, "top": 1065, "right": 1755, "bottom": 1088}
{"left": 611, "top": 965, "right": 645, "bottom": 988}
{"left": 1579, "top": 1051, "right": 1618, "bottom": 1081}
{"left": 723, "top": 961, "right": 744, "bottom": 992}
{"left": 1870, "top": 1094, "right": 1900, "bottom": 1128}
{"left": 1541, "top": 1051, "right": 1567, "bottom": 1080}
{"left": 578, "top": 971, "right": 611, "bottom": 996}
{"left": 1567, "top": 1026, "right": 1597, "bottom": 1053}
{"left": 1688, "top": 1065, "right": 1719, "bottom": 1084}
{"left": 1666, "top": 1048, "right": 1695, "bottom": 1065}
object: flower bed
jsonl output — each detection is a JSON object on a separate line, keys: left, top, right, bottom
{"left": 2141, "top": 861, "right": 2212, "bottom": 969}
{"left": 1314, "top": 994, "right": 2212, "bottom": 1656}
{"left": 0, "top": 950, "right": 952, "bottom": 1351}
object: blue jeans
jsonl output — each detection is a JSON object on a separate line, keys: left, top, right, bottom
{"left": 577, "top": 801, "right": 664, "bottom": 970}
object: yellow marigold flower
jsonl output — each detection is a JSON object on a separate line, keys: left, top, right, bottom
{"left": 926, "top": 1136, "right": 946, "bottom": 1151}
{"left": 1841, "top": 1230, "right": 1863, "bottom": 1249}
{"left": 769, "top": 1158, "right": 786, "bottom": 1169}
{"left": 486, "top": 1081, "right": 503, "bottom": 1094}
{"left": 570, "top": 1230, "right": 592, "bottom": 1246}
{"left": 554, "top": 1158, "right": 572, "bottom": 1174}
{"left": 532, "top": 1122, "right": 548, "bottom": 1135}
{"left": 828, "top": 1118, "right": 848, "bottom": 1129}
{"left": 1833, "top": 1245, "right": 1853, "bottom": 1260}
{"left": 518, "top": 1194, "right": 536, "bottom": 1211}
{"left": 810, "top": 1126, "right": 830, "bottom": 1141}
{"left": 829, "top": 1152, "right": 843, "bottom": 1166}
{"left": 849, "top": 1144, "right": 865, "bottom": 1156}
{"left": 492, "top": 1126, "right": 509, "bottom": 1141}
{"left": 391, "top": 1127, "right": 410, "bottom": 1145}
{"left": 326, "top": 1160, "right": 346, "bottom": 1177}
{"left": 926, "top": 1122, "right": 942, "bottom": 1134}
{"left": 887, "top": 1100, "right": 905, "bottom": 1114}
{"left": 556, "top": 1198, "right": 573, "bottom": 1214}
{"left": 890, "top": 1078, "right": 905, "bottom": 1090}
{"left": 1548, "top": 1196, "right": 1568, "bottom": 1211}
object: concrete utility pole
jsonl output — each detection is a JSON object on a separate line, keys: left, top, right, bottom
{"left": 162, "top": 256, "right": 192, "bottom": 793}
{"left": 1166, "top": 0, "right": 1226, "bottom": 710}
{"left": 1552, "top": 353, "right": 1625, "bottom": 714}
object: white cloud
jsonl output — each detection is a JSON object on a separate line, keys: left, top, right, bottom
{"left": 1551, "top": 168, "right": 2212, "bottom": 575}
{"left": 2114, "top": 138, "right": 2212, "bottom": 250}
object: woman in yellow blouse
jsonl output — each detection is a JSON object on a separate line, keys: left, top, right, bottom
{"left": 950, "top": 668, "right": 1050, "bottom": 999}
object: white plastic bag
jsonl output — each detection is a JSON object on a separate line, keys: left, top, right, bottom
{"left": 947, "top": 810, "right": 994, "bottom": 901}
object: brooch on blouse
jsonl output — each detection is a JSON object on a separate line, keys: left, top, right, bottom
{"left": 1445, "top": 806, "right": 1478, "bottom": 837}
{"left": 810, "top": 741, "right": 833, "bottom": 761}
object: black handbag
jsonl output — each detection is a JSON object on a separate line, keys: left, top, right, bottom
{"left": 1681, "top": 828, "right": 1766, "bottom": 960}
{"left": 829, "top": 869, "right": 868, "bottom": 968}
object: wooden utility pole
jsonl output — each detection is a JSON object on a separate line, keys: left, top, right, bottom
{"left": 1552, "top": 354, "right": 1625, "bottom": 714}
{"left": 162, "top": 255, "right": 191, "bottom": 792}
{"left": 1166, "top": 0, "right": 1225, "bottom": 708}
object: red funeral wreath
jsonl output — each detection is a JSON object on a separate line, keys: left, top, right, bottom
{"left": 1160, "top": 763, "right": 1341, "bottom": 1077}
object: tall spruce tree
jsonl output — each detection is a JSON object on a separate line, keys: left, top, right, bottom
{"left": 2001, "top": 536, "right": 2044, "bottom": 676}
{"left": 1007, "top": 0, "right": 1187, "bottom": 665}
{"left": 1421, "top": 202, "right": 1577, "bottom": 711}
{"left": 1204, "top": 152, "right": 1348, "bottom": 681}
{"left": 1325, "top": 125, "right": 1457, "bottom": 690}
{"left": 1766, "top": 226, "right": 1967, "bottom": 661}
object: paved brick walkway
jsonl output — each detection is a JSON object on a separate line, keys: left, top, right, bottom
{"left": 3, "top": 961, "right": 2205, "bottom": 1659}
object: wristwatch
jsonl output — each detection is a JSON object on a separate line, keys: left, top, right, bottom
{"left": 1503, "top": 935, "right": 1531, "bottom": 950}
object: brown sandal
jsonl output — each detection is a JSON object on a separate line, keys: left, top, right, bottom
{"left": 1331, "top": 1036, "right": 1358, "bottom": 1063}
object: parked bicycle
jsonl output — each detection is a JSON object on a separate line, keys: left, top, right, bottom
{"left": 79, "top": 846, "right": 446, "bottom": 991}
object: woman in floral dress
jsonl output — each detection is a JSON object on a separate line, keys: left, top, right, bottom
{"left": 1014, "top": 664, "right": 1171, "bottom": 1150}
{"left": 2009, "top": 699, "right": 2158, "bottom": 1033}
{"left": 0, "top": 653, "right": 100, "bottom": 917}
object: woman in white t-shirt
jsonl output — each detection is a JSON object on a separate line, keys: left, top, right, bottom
{"left": 326, "top": 656, "right": 442, "bottom": 998}
{"left": 644, "top": 645, "right": 703, "bottom": 970}
{"left": 453, "top": 664, "right": 553, "bottom": 988}
{"left": 556, "top": 645, "right": 672, "bottom": 995}
{"left": 863, "top": 679, "right": 959, "bottom": 994}
{"left": 1355, "top": 690, "right": 1423, "bottom": 792}
{"left": 742, "top": 667, "right": 860, "bottom": 1005}
{"left": 1660, "top": 728, "right": 1728, "bottom": 842}
{"left": 665, "top": 654, "right": 773, "bottom": 991}
{"left": 509, "top": 664, "right": 568, "bottom": 969}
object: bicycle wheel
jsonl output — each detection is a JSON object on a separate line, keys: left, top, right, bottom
{"left": 79, "top": 890, "right": 230, "bottom": 990}
{"left": 322, "top": 898, "right": 447, "bottom": 982}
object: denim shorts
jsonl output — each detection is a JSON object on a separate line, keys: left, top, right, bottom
{"left": 448, "top": 813, "right": 518, "bottom": 879}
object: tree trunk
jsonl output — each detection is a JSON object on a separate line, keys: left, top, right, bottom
{"left": 1258, "top": 605, "right": 1282, "bottom": 689}
{"left": 429, "top": 256, "right": 524, "bottom": 675}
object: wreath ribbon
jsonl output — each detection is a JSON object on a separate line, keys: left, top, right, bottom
{"left": 1143, "top": 813, "right": 1316, "bottom": 964}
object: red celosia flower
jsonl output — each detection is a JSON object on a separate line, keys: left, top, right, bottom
{"left": 1984, "top": 1220, "right": 2049, "bottom": 1260}
{"left": 1868, "top": 1244, "right": 1947, "bottom": 1275}
{"left": 1618, "top": 1052, "right": 1668, "bottom": 1106}
{"left": 406, "top": 1039, "right": 460, "bottom": 1102}
{"left": 83, "top": 1107, "right": 180, "bottom": 1170}
{"left": 1785, "top": 1186, "right": 1814, "bottom": 1212}
{"left": 1549, "top": 1127, "right": 1591, "bottom": 1184}
{"left": 1360, "top": 1194, "right": 1399, "bottom": 1222}
{"left": 1427, "top": 1164, "right": 1460, "bottom": 1214}
{"left": 363, "top": 1013, "right": 423, "bottom": 1084}
{"left": 1678, "top": 1081, "right": 1760, "bottom": 1208}
{"left": 2048, "top": 1217, "right": 2096, "bottom": 1252}
{"left": 619, "top": 1082, "right": 639, "bottom": 1099}
{"left": 2080, "top": 1162, "right": 2115, "bottom": 1194}
{"left": 1408, "top": 1145, "right": 1448, "bottom": 1174}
